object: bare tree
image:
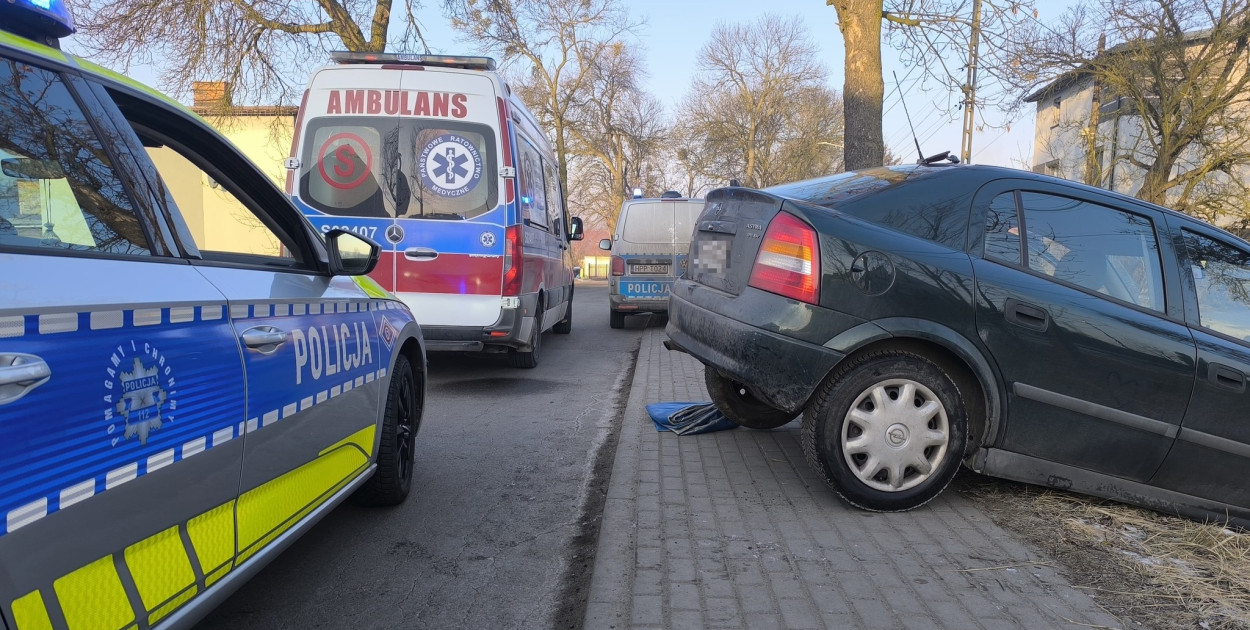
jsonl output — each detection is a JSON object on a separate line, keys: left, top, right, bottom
{"left": 678, "top": 15, "right": 842, "bottom": 189}
{"left": 559, "top": 42, "right": 668, "bottom": 232}
{"left": 68, "top": 0, "right": 429, "bottom": 108}
{"left": 1014, "top": 0, "right": 1250, "bottom": 223}
{"left": 443, "top": 0, "right": 639, "bottom": 192}
{"left": 827, "top": 0, "right": 1037, "bottom": 169}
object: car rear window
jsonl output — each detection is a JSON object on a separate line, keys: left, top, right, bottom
{"left": 766, "top": 166, "right": 969, "bottom": 249}
{"left": 297, "top": 117, "right": 497, "bottom": 220}
{"left": 621, "top": 201, "right": 703, "bottom": 244}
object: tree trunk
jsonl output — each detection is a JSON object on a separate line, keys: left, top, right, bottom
{"left": 832, "top": 0, "right": 885, "bottom": 170}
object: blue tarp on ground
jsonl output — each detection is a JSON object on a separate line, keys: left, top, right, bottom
{"left": 646, "top": 402, "right": 739, "bottom": 436}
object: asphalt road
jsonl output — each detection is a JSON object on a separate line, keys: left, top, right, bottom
{"left": 197, "top": 282, "right": 655, "bottom": 630}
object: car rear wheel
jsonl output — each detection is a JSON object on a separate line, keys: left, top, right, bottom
{"left": 609, "top": 309, "right": 625, "bottom": 329}
{"left": 508, "top": 304, "right": 542, "bottom": 368}
{"left": 704, "top": 366, "right": 795, "bottom": 429}
{"left": 801, "top": 350, "right": 967, "bottom": 512}
{"left": 553, "top": 288, "right": 573, "bottom": 334}
{"left": 353, "top": 353, "right": 421, "bottom": 507}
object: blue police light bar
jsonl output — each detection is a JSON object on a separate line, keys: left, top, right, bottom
{"left": 0, "top": 0, "right": 76, "bottom": 40}
{"left": 330, "top": 51, "right": 496, "bottom": 71}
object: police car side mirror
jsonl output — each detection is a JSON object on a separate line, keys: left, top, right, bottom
{"left": 599, "top": 239, "right": 612, "bottom": 251}
{"left": 325, "top": 229, "right": 380, "bottom": 276}
{"left": 569, "top": 216, "right": 584, "bottom": 241}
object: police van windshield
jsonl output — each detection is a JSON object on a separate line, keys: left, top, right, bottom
{"left": 621, "top": 202, "right": 703, "bottom": 244}
{"left": 298, "top": 118, "right": 497, "bottom": 220}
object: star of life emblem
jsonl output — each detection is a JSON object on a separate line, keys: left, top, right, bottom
{"left": 418, "top": 134, "right": 483, "bottom": 198}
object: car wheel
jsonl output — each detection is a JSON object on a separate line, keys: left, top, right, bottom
{"left": 553, "top": 289, "right": 573, "bottom": 334}
{"left": 508, "top": 304, "right": 542, "bottom": 368}
{"left": 704, "top": 366, "right": 795, "bottom": 429}
{"left": 609, "top": 309, "right": 625, "bottom": 329}
{"left": 801, "top": 350, "right": 967, "bottom": 512}
{"left": 353, "top": 353, "right": 421, "bottom": 507}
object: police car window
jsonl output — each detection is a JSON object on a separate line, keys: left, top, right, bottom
{"left": 517, "top": 135, "right": 549, "bottom": 230}
{"left": 0, "top": 58, "right": 150, "bottom": 256}
{"left": 143, "top": 141, "right": 294, "bottom": 261}
{"left": 298, "top": 118, "right": 497, "bottom": 220}
{"left": 1182, "top": 230, "right": 1250, "bottom": 342}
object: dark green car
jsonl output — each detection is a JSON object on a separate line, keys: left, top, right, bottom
{"left": 667, "top": 163, "right": 1250, "bottom": 526}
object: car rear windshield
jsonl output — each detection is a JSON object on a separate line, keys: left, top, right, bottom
{"left": 298, "top": 117, "right": 497, "bottom": 220}
{"left": 621, "top": 201, "right": 703, "bottom": 244}
{"left": 765, "top": 166, "right": 920, "bottom": 207}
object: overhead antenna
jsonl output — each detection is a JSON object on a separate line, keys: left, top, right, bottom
{"left": 893, "top": 70, "right": 924, "bottom": 163}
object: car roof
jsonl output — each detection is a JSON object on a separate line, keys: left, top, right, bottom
{"left": 769, "top": 162, "right": 1237, "bottom": 238}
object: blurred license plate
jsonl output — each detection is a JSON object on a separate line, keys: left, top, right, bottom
{"left": 631, "top": 264, "right": 670, "bottom": 274}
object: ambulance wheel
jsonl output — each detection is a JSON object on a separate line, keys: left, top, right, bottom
{"left": 610, "top": 309, "right": 625, "bottom": 329}
{"left": 509, "top": 307, "right": 542, "bottom": 369}
{"left": 554, "top": 290, "right": 573, "bottom": 334}
{"left": 354, "top": 354, "right": 420, "bottom": 507}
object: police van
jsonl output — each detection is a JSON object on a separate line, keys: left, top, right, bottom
{"left": 0, "top": 2, "right": 427, "bottom": 628}
{"left": 600, "top": 192, "right": 705, "bottom": 328}
{"left": 287, "top": 53, "right": 583, "bottom": 368}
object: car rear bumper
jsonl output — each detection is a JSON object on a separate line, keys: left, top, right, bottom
{"left": 665, "top": 285, "right": 846, "bottom": 414}
{"left": 421, "top": 293, "right": 538, "bottom": 352}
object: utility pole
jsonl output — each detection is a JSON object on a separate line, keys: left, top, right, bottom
{"left": 959, "top": 0, "right": 983, "bottom": 164}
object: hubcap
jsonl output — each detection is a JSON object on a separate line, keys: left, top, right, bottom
{"left": 841, "top": 378, "right": 949, "bottom": 492}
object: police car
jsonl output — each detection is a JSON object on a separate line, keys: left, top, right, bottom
{"left": 0, "top": 2, "right": 426, "bottom": 629}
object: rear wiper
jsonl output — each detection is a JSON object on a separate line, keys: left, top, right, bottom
{"left": 419, "top": 212, "right": 465, "bottom": 220}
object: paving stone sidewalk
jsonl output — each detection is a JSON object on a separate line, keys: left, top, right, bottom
{"left": 584, "top": 327, "right": 1123, "bottom": 630}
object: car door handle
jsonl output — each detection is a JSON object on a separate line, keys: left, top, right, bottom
{"left": 404, "top": 247, "right": 439, "bottom": 261}
{"left": 0, "top": 353, "right": 52, "bottom": 405}
{"left": 1005, "top": 298, "right": 1050, "bottom": 332}
{"left": 241, "top": 326, "right": 287, "bottom": 354}
{"left": 1209, "top": 363, "right": 1247, "bottom": 392}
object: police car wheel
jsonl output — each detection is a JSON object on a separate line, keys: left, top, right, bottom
{"left": 508, "top": 306, "right": 542, "bottom": 368}
{"left": 353, "top": 354, "right": 420, "bottom": 506}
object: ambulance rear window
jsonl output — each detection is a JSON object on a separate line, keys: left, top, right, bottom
{"left": 297, "top": 118, "right": 497, "bottom": 220}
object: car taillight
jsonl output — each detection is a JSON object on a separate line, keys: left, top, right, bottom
{"left": 503, "top": 225, "right": 523, "bottom": 296}
{"left": 610, "top": 255, "right": 625, "bottom": 276}
{"left": 748, "top": 212, "right": 820, "bottom": 304}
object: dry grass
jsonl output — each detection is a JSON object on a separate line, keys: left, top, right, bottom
{"left": 960, "top": 478, "right": 1250, "bottom": 629}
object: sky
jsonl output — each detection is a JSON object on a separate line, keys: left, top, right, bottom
{"left": 401, "top": 0, "right": 1080, "bottom": 169}
{"left": 63, "top": 0, "right": 1079, "bottom": 170}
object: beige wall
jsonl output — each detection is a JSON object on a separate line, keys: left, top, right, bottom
{"left": 148, "top": 114, "right": 295, "bottom": 256}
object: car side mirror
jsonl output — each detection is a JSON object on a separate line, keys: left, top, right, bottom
{"left": 325, "top": 229, "right": 380, "bottom": 276}
{"left": 599, "top": 238, "right": 612, "bottom": 251}
{"left": 1, "top": 157, "right": 64, "bottom": 180}
{"left": 569, "top": 216, "right": 584, "bottom": 241}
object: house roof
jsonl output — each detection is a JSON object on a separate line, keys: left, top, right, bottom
{"left": 1022, "top": 27, "right": 1215, "bottom": 104}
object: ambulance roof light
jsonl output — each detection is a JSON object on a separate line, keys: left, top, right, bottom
{"left": 330, "top": 52, "right": 497, "bottom": 71}
{"left": 0, "top": 0, "right": 76, "bottom": 42}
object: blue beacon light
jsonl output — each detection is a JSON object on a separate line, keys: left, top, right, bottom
{"left": 2, "top": 0, "right": 77, "bottom": 42}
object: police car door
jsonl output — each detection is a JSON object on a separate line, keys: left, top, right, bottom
{"left": 116, "top": 99, "right": 385, "bottom": 567}
{"left": 0, "top": 57, "right": 248, "bottom": 629}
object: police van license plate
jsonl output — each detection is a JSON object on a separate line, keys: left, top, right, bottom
{"left": 631, "top": 264, "right": 670, "bottom": 274}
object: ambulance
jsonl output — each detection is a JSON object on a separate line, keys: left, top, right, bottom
{"left": 288, "top": 53, "right": 584, "bottom": 368}
{"left": 0, "top": 1, "right": 426, "bottom": 628}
